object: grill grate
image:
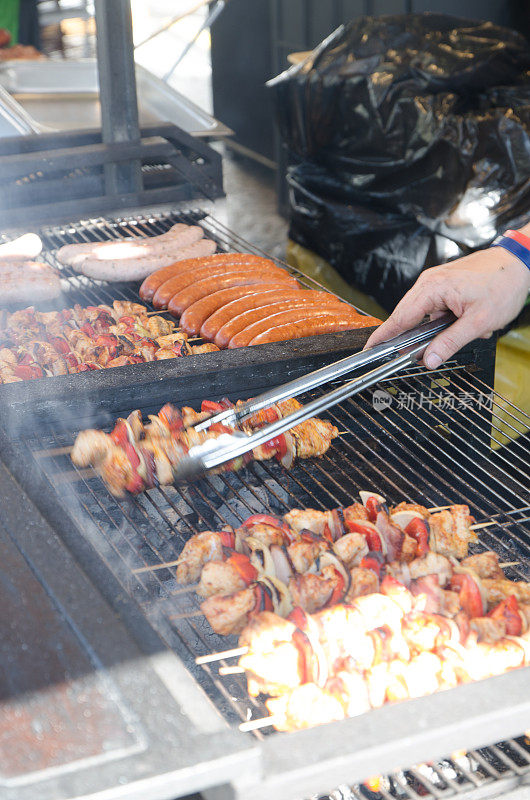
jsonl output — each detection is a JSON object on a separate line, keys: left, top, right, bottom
{"left": 30, "top": 208, "right": 362, "bottom": 314}
{"left": 22, "top": 363, "right": 530, "bottom": 799}
{"left": 4, "top": 209, "right": 530, "bottom": 798}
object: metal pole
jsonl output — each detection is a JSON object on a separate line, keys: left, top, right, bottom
{"left": 95, "top": 0, "right": 142, "bottom": 196}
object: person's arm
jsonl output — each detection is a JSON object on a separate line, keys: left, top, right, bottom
{"left": 365, "top": 223, "right": 530, "bottom": 368}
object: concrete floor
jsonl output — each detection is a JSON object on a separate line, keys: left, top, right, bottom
{"left": 220, "top": 148, "right": 288, "bottom": 258}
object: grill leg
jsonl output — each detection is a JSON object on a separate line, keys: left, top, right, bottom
{"left": 94, "top": 0, "right": 142, "bottom": 196}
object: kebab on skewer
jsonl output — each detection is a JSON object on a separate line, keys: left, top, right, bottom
{"left": 178, "top": 493, "right": 528, "bottom": 637}
{"left": 174, "top": 493, "right": 486, "bottom": 635}
{"left": 175, "top": 492, "right": 476, "bottom": 587}
{"left": 0, "top": 301, "right": 217, "bottom": 382}
{"left": 233, "top": 576, "right": 530, "bottom": 732}
{"left": 71, "top": 397, "right": 339, "bottom": 496}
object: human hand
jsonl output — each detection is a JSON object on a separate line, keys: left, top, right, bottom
{"left": 364, "top": 247, "right": 530, "bottom": 368}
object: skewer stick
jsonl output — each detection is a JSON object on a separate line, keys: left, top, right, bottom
{"left": 35, "top": 445, "right": 74, "bottom": 458}
{"left": 133, "top": 558, "right": 182, "bottom": 574}
{"left": 169, "top": 583, "right": 199, "bottom": 595}
{"left": 219, "top": 665, "right": 245, "bottom": 676}
{"left": 54, "top": 468, "right": 95, "bottom": 483}
{"left": 196, "top": 646, "right": 248, "bottom": 665}
{"left": 239, "top": 716, "right": 277, "bottom": 732}
{"left": 168, "top": 610, "right": 204, "bottom": 620}
{"left": 470, "top": 521, "right": 495, "bottom": 531}
{"left": 499, "top": 561, "right": 520, "bottom": 568}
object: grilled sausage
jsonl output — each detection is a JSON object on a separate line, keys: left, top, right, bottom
{"left": 229, "top": 309, "right": 379, "bottom": 348}
{"left": 57, "top": 223, "right": 203, "bottom": 266}
{"left": 213, "top": 293, "right": 350, "bottom": 348}
{"left": 76, "top": 238, "right": 217, "bottom": 282}
{"left": 0, "top": 261, "right": 61, "bottom": 306}
{"left": 246, "top": 314, "right": 382, "bottom": 346}
{"left": 167, "top": 271, "right": 300, "bottom": 317}
{"left": 154, "top": 261, "right": 295, "bottom": 310}
{"left": 180, "top": 283, "right": 297, "bottom": 335}
{"left": 140, "top": 253, "right": 276, "bottom": 302}
{"left": 0, "top": 233, "right": 42, "bottom": 261}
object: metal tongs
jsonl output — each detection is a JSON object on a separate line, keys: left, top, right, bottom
{"left": 174, "top": 313, "right": 455, "bottom": 481}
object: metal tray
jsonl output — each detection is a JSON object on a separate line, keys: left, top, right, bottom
{"left": 0, "top": 59, "right": 232, "bottom": 138}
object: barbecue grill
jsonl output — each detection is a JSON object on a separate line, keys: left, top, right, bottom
{"left": 0, "top": 208, "right": 529, "bottom": 800}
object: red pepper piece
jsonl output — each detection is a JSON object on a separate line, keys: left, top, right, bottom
{"left": 209, "top": 423, "right": 234, "bottom": 435}
{"left": 359, "top": 552, "right": 384, "bottom": 577}
{"left": 124, "top": 441, "right": 140, "bottom": 470}
{"left": 450, "top": 573, "right": 484, "bottom": 618}
{"left": 158, "top": 403, "right": 184, "bottom": 434}
{"left": 326, "top": 568, "right": 346, "bottom": 606}
{"left": 262, "top": 434, "right": 287, "bottom": 461}
{"left": 201, "top": 399, "right": 225, "bottom": 413}
{"left": 405, "top": 517, "right": 430, "bottom": 556}
{"left": 365, "top": 496, "right": 381, "bottom": 522}
{"left": 110, "top": 419, "right": 130, "bottom": 448}
{"left": 226, "top": 552, "right": 258, "bottom": 585}
{"left": 288, "top": 606, "right": 309, "bottom": 629}
{"left": 219, "top": 530, "right": 236, "bottom": 549}
{"left": 123, "top": 442, "right": 143, "bottom": 494}
{"left": 345, "top": 519, "right": 382, "bottom": 552}
{"left": 125, "top": 471, "right": 145, "bottom": 494}
{"left": 322, "top": 522, "right": 334, "bottom": 544}
{"left": 488, "top": 594, "right": 522, "bottom": 635}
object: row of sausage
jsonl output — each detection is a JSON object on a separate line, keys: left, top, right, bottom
{"left": 140, "top": 253, "right": 380, "bottom": 347}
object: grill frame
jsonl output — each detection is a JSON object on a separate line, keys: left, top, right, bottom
{"left": 0, "top": 209, "right": 529, "bottom": 800}
{"left": 2, "top": 357, "right": 530, "bottom": 800}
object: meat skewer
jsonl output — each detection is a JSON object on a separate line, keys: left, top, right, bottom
{"left": 72, "top": 397, "right": 338, "bottom": 497}
{"left": 231, "top": 577, "right": 530, "bottom": 732}
{"left": 173, "top": 493, "right": 486, "bottom": 636}
{"left": 0, "top": 301, "right": 218, "bottom": 382}
{"left": 175, "top": 492, "right": 476, "bottom": 587}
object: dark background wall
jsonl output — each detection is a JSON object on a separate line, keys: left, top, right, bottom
{"left": 211, "top": 0, "right": 528, "bottom": 163}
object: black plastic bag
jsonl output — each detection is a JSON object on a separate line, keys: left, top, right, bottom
{"left": 270, "top": 14, "right": 530, "bottom": 311}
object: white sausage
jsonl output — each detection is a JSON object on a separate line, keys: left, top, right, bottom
{"left": 56, "top": 224, "right": 204, "bottom": 267}
{"left": 77, "top": 238, "right": 217, "bottom": 282}
{"left": 0, "top": 261, "right": 61, "bottom": 305}
{"left": 0, "top": 233, "right": 42, "bottom": 262}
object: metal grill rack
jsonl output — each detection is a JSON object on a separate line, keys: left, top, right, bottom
{"left": 20, "top": 360, "right": 530, "bottom": 799}
{"left": 1, "top": 209, "right": 529, "bottom": 799}
{"left": 34, "top": 208, "right": 352, "bottom": 313}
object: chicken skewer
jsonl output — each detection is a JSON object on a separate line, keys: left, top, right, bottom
{"left": 173, "top": 494, "right": 488, "bottom": 636}
{"left": 247, "top": 621, "right": 530, "bottom": 732}
{"left": 232, "top": 576, "right": 530, "bottom": 732}
{"left": 72, "top": 397, "right": 338, "bottom": 496}
{"left": 173, "top": 492, "right": 476, "bottom": 588}
{"left": 196, "top": 544, "right": 507, "bottom": 636}
{"left": 187, "top": 489, "right": 527, "bottom": 647}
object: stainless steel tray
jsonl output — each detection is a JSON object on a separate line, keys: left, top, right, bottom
{"left": 0, "top": 59, "right": 232, "bottom": 138}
